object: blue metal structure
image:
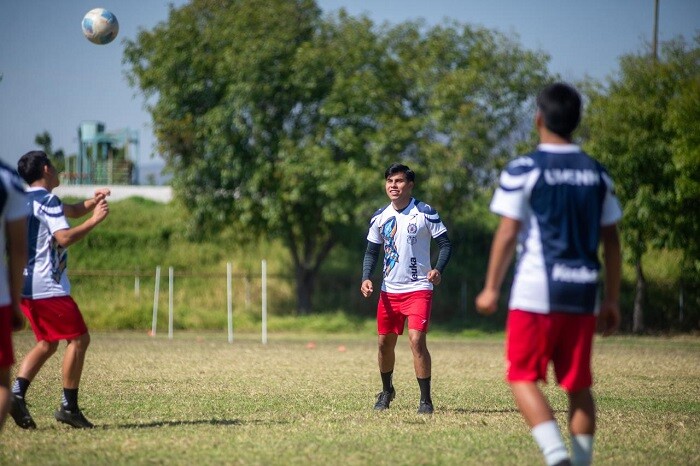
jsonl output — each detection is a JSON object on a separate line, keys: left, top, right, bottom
{"left": 66, "top": 121, "right": 140, "bottom": 185}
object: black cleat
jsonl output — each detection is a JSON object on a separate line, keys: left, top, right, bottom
{"left": 10, "top": 395, "right": 37, "bottom": 429}
{"left": 54, "top": 406, "right": 94, "bottom": 429}
{"left": 373, "top": 388, "right": 396, "bottom": 410}
{"left": 417, "top": 400, "right": 434, "bottom": 414}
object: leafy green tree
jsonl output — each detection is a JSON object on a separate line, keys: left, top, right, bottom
{"left": 124, "top": 0, "right": 550, "bottom": 314}
{"left": 35, "top": 131, "right": 65, "bottom": 172}
{"left": 584, "top": 36, "right": 700, "bottom": 331}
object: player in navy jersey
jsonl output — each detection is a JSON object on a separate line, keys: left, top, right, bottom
{"left": 476, "top": 83, "right": 622, "bottom": 466}
{"left": 0, "top": 162, "right": 28, "bottom": 434}
{"left": 361, "top": 163, "right": 452, "bottom": 414}
{"left": 10, "top": 151, "right": 110, "bottom": 429}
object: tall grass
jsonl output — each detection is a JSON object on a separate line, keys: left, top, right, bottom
{"left": 62, "top": 196, "right": 695, "bottom": 332}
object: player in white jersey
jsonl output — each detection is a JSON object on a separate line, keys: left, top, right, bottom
{"left": 0, "top": 161, "right": 28, "bottom": 434}
{"left": 10, "top": 151, "right": 110, "bottom": 430}
{"left": 361, "top": 163, "right": 452, "bottom": 414}
{"left": 476, "top": 83, "right": 622, "bottom": 466}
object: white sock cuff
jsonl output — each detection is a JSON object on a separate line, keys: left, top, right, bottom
{"left": 531, "top": 420, "right": 569, "bottom": 466}
{"left": 571, "top": 434, "right": 594, "bottom": 466}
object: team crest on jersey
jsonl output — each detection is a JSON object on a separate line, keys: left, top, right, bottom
{"left": 407, "top": 223, "right": 417, "bottom": 234}
{"left": 381, "top": 217, "right": 399, "bottom": 277}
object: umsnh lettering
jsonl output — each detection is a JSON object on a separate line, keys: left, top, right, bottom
{"left": 544, "top": 169, "right": 600, "bottom": 186}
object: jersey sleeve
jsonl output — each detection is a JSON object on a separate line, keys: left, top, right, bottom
{"left": 425, "top": 209, "right": 447, "bottom": 238}
{"left": 600, "top": 171, "right": 623, "bottom": 226}
{"left": 366, "top": 208, "right": 384, "bottom": 244}
{"left": 3, "top": 170, "right": 29, "bottom": 221}
{"left": 490, "top": 156, "right": 538, "bottom": 221}
{"left": 37, "top": 194, "right": 70, "bottom": 234}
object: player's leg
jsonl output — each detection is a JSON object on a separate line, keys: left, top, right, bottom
{"left": 408, "top": 329, "right": 433, "bottom": 413}
{"left": 38, "top": 297, "right": 93, "bottom": 428}
{"left": 568, "top": 388, "right": 595, "bottom": 466}
{"left": 408, "top": 329, "right": 430, "bottom": 378}
{"left": 405, "top": 290, "right": 433, "bottom": 414}
{"left": 0, "top": 306, "right": 14, "bottom": 431}
{"left": 0, "top": 368, "right": 10, "bottom": 431}
{"left": 10, "top": 340, "right": 58, "bottom": 429}
{"left": 55, "top": 331, "right": 93, "bottom": 428}
{"left": 553, "top": 313, "right": 597, "bottom": 466}
{"left": 511, "top": 382, "right": 570, "bottom": 465}
{"left": 375, "top": 333, "right": 398, "bottom": 410}
{"left": 62, "top": 332, "right": 90, "bottom": 390}
{"left": 378, "top": 332, "right": 398, "bottom": 373}
{"left": 507, "top": 310, "right": 570, "bottom": 465}
{"left": 375, "top": 292, "right": 402, "bottom": 410}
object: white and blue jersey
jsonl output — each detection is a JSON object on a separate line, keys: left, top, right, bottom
{"left": 0, "top": 162, "right": 29, "bottom": 307}
{"left": 491, "top": 144, "right": 622, "bottom": 314}
{"left": 367, "top": 198, "right": 447, "bottom": 293}
{"left": 22, "top": 187, "right": 72, "bottom": 299}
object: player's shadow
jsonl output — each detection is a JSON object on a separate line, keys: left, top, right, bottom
{"left": 448, "top": 407, "right": 566, "bottom": 414}
{"left": 103, "top": 418, "right": 289, "bottom": 430}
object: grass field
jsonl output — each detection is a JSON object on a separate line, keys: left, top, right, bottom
{"left": 2, "top": 331, "right": 698, "bottom": 465}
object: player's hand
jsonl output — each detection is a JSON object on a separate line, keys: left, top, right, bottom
{"left": 427, "top": 269, "right": 442, "bottom": 285}
{"left": 11, "top": 303, "right": 25, "bottom": 331}
{"left": 597, "top": 299, "right": 620, "bottom": 337}
{"left": 475, "top": 288, "right": 499, "bottom": 316}
{"left": 91, "top": 199, "right": 110, "bottom": 224}
{"left": 360, "top": 280, "right": 374, "bottom": 298}
{"left": 94, "top": 188, "right": 111, "bottom": 203}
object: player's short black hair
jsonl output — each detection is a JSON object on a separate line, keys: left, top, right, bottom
{"left": 385, "top": 163, "right": 415, "bottom": 183}
{"left": 536, "top": 82, "right": 582, "bottom": 139}
{"left": 17, "top": 150, "right": 51, "bottom": 185}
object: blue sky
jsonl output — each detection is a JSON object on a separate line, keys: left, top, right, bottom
{"left": 1, "top": 0, "right": 698, "bottom": 180}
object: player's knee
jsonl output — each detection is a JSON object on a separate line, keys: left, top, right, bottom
{"left": 72, "top": 332, "right": 91, "bottom": 351}
{"left": 40, "top": 340, "right": 59, "bottom": 355}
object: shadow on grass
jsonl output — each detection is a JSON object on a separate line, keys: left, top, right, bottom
{"left": 444, "top": 407, "right": 567, "bottom": 414}
{"left": 104, "top": 418, "right": 290, "bottom": 430}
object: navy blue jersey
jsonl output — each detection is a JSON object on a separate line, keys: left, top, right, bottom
{"left": 490, "top": 144, "right": 622, "bottom": 314}
{"left": 22, "top": 187, "right": 71, "bottom": 299}
{"left": 0, "top": 162, "right": 29, "bottom": 306}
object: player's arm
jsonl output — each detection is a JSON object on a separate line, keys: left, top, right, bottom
{"left": 6, "top": 217, "right": 28, "bottom": 330}
{"left": 53, "top": 199, "right": 109, "bottom": 248}
{"left": 63, "top": 188, "right": 111, "bottom": 218}
{"left": 360, "top": 241, "right": 381, "bottom": 298}
{"left": 475, "top": 216, "right": 521, "bottom": 315}
{"left": 428, "top": 232, "right": 452, "bottom": 285}
{"left": 598, "top": 224, "right": 621, "bottom": 336}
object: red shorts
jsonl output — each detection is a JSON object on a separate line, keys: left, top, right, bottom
{"left": 0, "top": 305, "right": 15, "bottom": 368}
{"left": 21, "top": 296, "right": 88, "bottom": 342}
{"left": 505, "top": 309, "right": 596, "bottom": 392}
{"left": 377, "top": 290, "right": 433, "bottom": 334}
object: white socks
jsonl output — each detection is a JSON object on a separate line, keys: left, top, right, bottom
{"left": 571, "top": 434, "right": 594, "bottom": 465}
{"left": 531, "top": 420, "right": 570, "bottom": 466}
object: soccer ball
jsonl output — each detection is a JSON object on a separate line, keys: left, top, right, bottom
{"left": 81, "top": 8, "right": 119, "bottom": 45}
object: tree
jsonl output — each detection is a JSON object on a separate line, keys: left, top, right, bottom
{"left": 584, "top": 35, "right": 700, "bottom": 331}
{"left": 124, "top": 0, "right": 550, "bottom": 314}
{"left": 34, "top": 131, "right": 65, "bottom": 172}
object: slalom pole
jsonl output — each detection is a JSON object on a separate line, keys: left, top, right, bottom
{"left": 168, "top": 266, "right": 174, "bottom": 340}
{"left": 262, "top": 259, "right": 268, "bottom": 344}
{"left": 227, "top": 262, "right": 233, "bottom": 343}
{"left": 151, "top": 266, "right": 161, "bottom": 336}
